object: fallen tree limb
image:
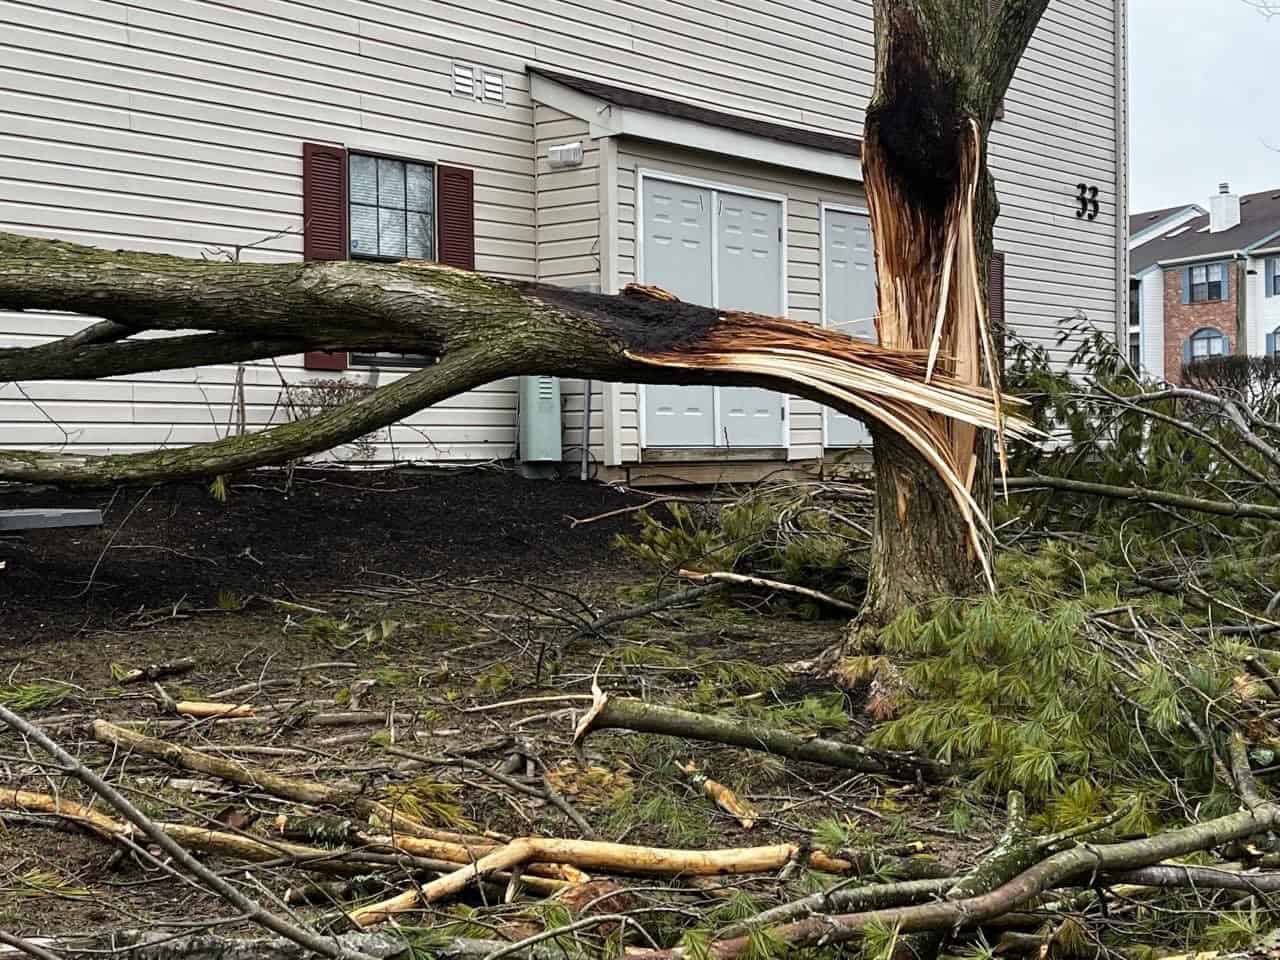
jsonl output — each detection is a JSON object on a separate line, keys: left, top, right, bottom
{"left": 90, "top": 719, "right": 487, "bottom": 843}
{"left": 676, "top": 569, "right": 860, "bottom": 614}
{"left": 349, "top": 837, "right": 803, "bottom": 926}
{"left": 4, "top": 789, "right": 568, "bottom": 892}
{"left": 579, "top": 583, "right": 727, "bottom": 636}
{"left": 573, "top": 686, "right": 945, "bottom": 782}
{"left": 348, "top": 833, "right": 924, "bottom": 927}
{"left": 0, "top": 706, "right": 380, "bottom": 960}
{"left": 628, "top": 801, "right": 1280, "bottom": 959}
{"left": 1005, "top": 475, "right": 1280, "bottom": 521}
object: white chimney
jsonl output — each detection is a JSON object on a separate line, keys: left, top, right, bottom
{"left": 1210, "top": 182, "right": 1241, "bottom": 233}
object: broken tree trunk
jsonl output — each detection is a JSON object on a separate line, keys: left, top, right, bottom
{"left": 857, "top": 0, "right": 1048, "bottom": 622}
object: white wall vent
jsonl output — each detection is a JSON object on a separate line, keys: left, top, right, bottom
{"left": 452, "top": 63, "right": 476, "bottom": 99}
{"left": 548, "top": 142, "right": 584, "bottom": 168}
{"left": 452, "top": 64, "right": 504, "bottom": 104}
{"left": 481, "top": 70, "right": 504, "bottom": 104}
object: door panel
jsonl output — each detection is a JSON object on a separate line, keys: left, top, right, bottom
{"left": 823, "top": 208, "right": 878, "bottom": 447}
{"left": 716, "top": 191, "right": 785, "bottom": 448}
{"left": 641, "top": 178, "right": 716, "bottom": 447}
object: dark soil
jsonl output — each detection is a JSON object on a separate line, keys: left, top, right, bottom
{"left": 0, "top": 466, "right": 649, "bottom": 648}
{"left": 0, "top": 467, "right": 972, "bottom": 940}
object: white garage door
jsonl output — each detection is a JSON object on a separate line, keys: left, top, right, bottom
{"left": 641, "top": 175, "right": 786, "bottom": 449}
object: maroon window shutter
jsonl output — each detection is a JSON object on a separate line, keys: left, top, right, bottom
{"left": 302, "top": 142, "right": 349, "bottom": 371}
{"left": 988, "top": 251, "right": 1006, "bottom": 333}
{"left": 437, "top": 165, "right": 475, "bottom": 270}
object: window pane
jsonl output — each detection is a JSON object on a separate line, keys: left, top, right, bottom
{"left": 350, "top": 154, "right": 377, "bottom": 205}
{"left": 1206, "top": 264, "right": 1221, "bottom": 282}
{"left": 407, "top": 211, "right": 434, "bottom": 259}
{"left": 1208, "top": 281, "right": 1222, "bottom": 300}
{"left": 378, "top": 207, "right": 406, "bottom": 257}
{"left": 1192, "top": 266, "right": 1207, "bottom": 282}
{"left": 406, "top": 163, "right": 434, "bottom": 213}
{"left": 350, "top": 204, "right": 378, "bottom": 256}
{"left": 1212, "top": 336, "right": 1225, "bottom": 355}
{"left": 378, "top": 158, "right": 405, "bottom": 209}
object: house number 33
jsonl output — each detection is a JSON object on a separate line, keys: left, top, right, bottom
{"left": 1076, "top": 183, "right": 1100, "bottom": 220}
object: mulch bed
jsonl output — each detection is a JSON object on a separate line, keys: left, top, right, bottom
{"left": 0, "top": 466, "right": 650, "bottom": 648}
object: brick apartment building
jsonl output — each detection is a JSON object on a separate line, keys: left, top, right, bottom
{"left": 1130, "top": 184, "right": 1280, "bottom": 383}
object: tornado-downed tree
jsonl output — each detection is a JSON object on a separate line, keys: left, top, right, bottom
{"left": 858, "top": 0, "right": 1048, "bottom": 620}
{"left": 0, "top": 0, "right": 1046, "bottom": 618}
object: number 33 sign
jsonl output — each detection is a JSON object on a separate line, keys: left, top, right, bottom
{"left": 1076, "top": 183, "right": 1100, "bottom": 220}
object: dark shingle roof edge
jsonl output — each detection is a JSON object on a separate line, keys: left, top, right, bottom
{"left": 529, "top": 68, "right": 861, "bottom": 158}
{"left": 1130, "top": 188, "right": 1280, "bottom": 274}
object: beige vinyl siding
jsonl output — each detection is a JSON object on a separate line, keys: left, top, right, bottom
{"left": 532, "top": 105, "right": 607, "bottom": 464}
{"left": 990, "top": 0, "right": 1122, "bottom": 359}
{"left": 615, "top": 140, "right": 866, "bottom": 464}
{"left": 0, "top": 0, "right": 539, "bottom": 463}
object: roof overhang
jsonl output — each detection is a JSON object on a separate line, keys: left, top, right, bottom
{"left": 530, "top": 71, "right": 862, "bottom": 184}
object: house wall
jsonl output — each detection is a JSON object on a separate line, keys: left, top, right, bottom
{"left": 1162, "top": 267, "right": 1237, "bottom": 383}
{"left": 1251, "top": 255, "right": 1280, "bottom": 353}
{"left": 1139, "top": 269, "right": 1165, "bottom": 379}
{"left": 0, "top": 0, "right": 1126, "bottom": 468}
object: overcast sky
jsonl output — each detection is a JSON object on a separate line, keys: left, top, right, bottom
{"left": 1129, "top": 0, "right": 1276, "bottom": 213}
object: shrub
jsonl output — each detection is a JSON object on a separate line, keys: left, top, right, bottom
{"left": 285, "top": 377, "right": 379, "bottom": 460}
{"left": 1181, "top": 354, "right": 1280, "bottom": 417}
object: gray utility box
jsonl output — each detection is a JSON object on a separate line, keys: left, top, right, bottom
{"left": 519, "top": 375, "right": 562, "bottom": 463}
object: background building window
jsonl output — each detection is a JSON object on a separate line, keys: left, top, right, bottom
{"left": 1270, "top": 258, "right": 1280, "bottom": 296}
{"left": 1188, "top": 327, "right": 1227, "bottom": 361}
{"left": 1189, "top": 263, "right": 1224, "bottom": 302}
{"left": 349, "top": 154, "right": 434, "bottom": 260}
{"left": 1128, "top": 331, "right": 1140, "bottom": 367}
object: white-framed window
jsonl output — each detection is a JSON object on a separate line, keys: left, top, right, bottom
{"left": 1189, "top": 263, "right": 1224, "bottom": 303}
{"left": 348, "top": 153, "right": 435, "bottom": 261}
{"left": 1188, "top": 327, "right": 1228, "bottom": 360}
{"left": 1269, "top": 258, "right": 1280, "bottom": 297}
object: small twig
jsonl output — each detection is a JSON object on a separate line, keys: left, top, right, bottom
{"left": 676, "top": 569, "right": 858, "bottom": 614}
{"left": 0, "top": 931, "right": 63, "bottom": 960}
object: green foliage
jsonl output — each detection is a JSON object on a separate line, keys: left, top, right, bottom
{"left": 867, "top": 587, "right": 1242, "bottom": 824}
{"left": 0, "top": 681, "right": 74, "bottom": 711}
{"left": 615, "top": 491, "right": 866, "bottom": 615}
{"left": 1005, "top": 317, "right": 1280, "bottom": 581}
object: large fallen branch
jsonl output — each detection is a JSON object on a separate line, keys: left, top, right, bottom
{"left": 3, "top": 789, "right": 568, "bottom": 892}
{"left": 573, "top": 686, "right": 945, "bottom": 781}
{"left": 627, "top": 800, "right": 1280, "bottom": 959}
{"left": 349, "top": 835, "right": 861, "bottom": 927}
{"left": 0, "top": 232, "right": 1033, "bottom": 577}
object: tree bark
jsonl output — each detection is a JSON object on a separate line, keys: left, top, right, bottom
{"left": 857, "top": 0, "right": 1048, "bottom": 624}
